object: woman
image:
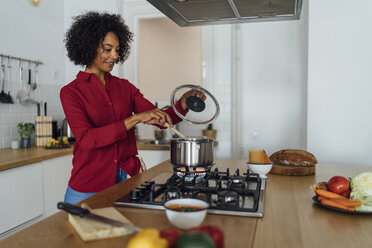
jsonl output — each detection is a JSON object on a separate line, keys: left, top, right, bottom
{"left": 61, "top": 11, "right": 203, "bottom": 204}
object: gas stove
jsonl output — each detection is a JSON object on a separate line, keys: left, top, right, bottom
{"left": 115, "top": 168, "right": 266, "bottom": 217}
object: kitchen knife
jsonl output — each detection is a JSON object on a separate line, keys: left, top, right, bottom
{"left": 44, "top": 102, "right": 47, "bottom": 116}
{"left": 37, "top": 103, "right": 40, "bottom": 116}
{"left": 57, "top": 202, "right": 142, "bottom": 232}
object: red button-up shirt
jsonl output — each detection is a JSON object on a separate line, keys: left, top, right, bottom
{"left": 60, "top": 71, "right": 186, "bottom": 192}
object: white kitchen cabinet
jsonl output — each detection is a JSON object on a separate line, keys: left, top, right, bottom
{"left": 138, "top": 150, "right": 169, "bottom": 169}
{"left": 0, "top": 154, "right": 73, "bottom": 237}
{"left": 0, "top": 162, "right": 44, "bottom": 235}
{"left": 42, "top": 155, "right": 73, "bottom": 217}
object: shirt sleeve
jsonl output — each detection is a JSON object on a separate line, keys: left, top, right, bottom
{"left": 60, "top": 86, "right": 127, "bottom": 151}
{"left": 131, "top": 85, "right": 188, "bottom": 127}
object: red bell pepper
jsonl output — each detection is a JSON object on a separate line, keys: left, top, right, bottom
{"left": 187, "top": 225, "right": 224, "bottom": 248}
{"left": 160, "top": 227, "right": 181, "bottom": 248}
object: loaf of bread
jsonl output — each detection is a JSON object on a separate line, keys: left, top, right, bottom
{"left": 249, "top": 150, "right": 272, "bottom": 164}
{"left": 269, "top": 149, "right": 317, "bottom": 166}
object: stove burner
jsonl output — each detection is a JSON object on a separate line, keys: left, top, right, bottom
{"left": 173, "top": 164, "right": 214, "bottom": 179}
{"left": 176, "top": 167, "right": 206, "bottom": 179}
{"left": 217, "top": 191, "right": 239, "bottom": 207}
{"left": 166, "top": 186, "right": 180, "bottom": 199}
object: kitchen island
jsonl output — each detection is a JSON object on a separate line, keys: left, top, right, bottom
{"left": 1, "top": 159, "right": 371, "bottom": 248}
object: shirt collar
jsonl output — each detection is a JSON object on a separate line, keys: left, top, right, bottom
{"left": 76, "top": 71, "right": 112, "bottom": 82}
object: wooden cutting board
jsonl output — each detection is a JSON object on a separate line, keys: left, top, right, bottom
{"left": 68, "top": 204, "right": 135, "bottom": 241}
{"left": 270, "top": 164, "right": 315, "bottom": 176}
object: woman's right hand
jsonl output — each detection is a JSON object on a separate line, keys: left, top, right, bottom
{"left": 137, "top": 108, "right": 173, "bottom": 127}
{"left": 124, "top": 108, "right": 173, "bottom": 131}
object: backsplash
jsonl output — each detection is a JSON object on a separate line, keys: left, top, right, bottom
{"left": 0, "top": 84, "right": 65, "bottom": 149}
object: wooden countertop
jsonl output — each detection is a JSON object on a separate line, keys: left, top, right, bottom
{"left": 0, "top": 140, "right": 169, "bottom": 172}
{"left": 0, "top": 146, "right": 74, "bottom": 172}
{"left": 136, "top": 139, "right": 170, "bottom": 151}
{"left": 1, "top": 160, "right": 371, "bottom": 247}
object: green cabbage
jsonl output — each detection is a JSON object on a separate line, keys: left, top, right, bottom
{"left": 350, "top": 172, "right": 372, "bottom": 211}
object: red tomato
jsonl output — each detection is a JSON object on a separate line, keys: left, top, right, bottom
{"left": 327, "top": 176, "right": 349, "bottom": 194}
{"left": 341, "top": 189, "right": 351, "bottom": 198}
{"left": 160, "top": 228, "right": 181, "bottom": 248}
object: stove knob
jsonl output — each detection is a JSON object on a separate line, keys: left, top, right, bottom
{"left": 144, "top": 181, "right": 155, "bottom": 189}
{"left": 137, "top": 186, "right": 147, "bottom": 195}
{"left": 130, "top": 189, "right": 140, "bottom": 200}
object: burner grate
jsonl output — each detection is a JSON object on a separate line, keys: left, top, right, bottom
{"left": 115, "top": 168, "right": 264, "bottom": 216}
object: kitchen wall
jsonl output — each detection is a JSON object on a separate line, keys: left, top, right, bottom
{"left": 200, "top": 24, "right": 233, "bottom": 158}
{"left": 307, "top": 0, "right": 372, "bottom": 166}
{"left": 136, "top": 17, "right": 203, "bottom": 140}
{"left": 237, "top": 2, "right": 308, "bottom": 159}
{"left": 0, "top": 0, "right": 65, "bottom": 149}
{"left": 138, "top": 18, "right": 202, "bottom": 101}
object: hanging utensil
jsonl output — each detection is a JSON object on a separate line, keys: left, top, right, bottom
{"left": 7, "top": 57, "right": 14, "bottom": 104}
{"left": 32, "top": 63, "right": 38, "bottom": 91}
{"left": 16, "top": 59, "right": 28, "bottom": 104}
{"left": 18, "top": 59, "right": 24, "bottom": 90}
{"left": 16, "top": 60, "right": 38, "bottom": 106}
{"left": 28, "top": 66, "right": 32, "bottom": 91}
{"left": 0, "top": 56, "right": 9, "bottom": 103}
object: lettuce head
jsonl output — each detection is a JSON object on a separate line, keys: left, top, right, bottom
{"left": 350, "top": 172, "right": 372, "bottom": 211}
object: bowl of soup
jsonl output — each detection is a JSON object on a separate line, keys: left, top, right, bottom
{"left": 164, "top": 198, "right": 209, "bottom": 229}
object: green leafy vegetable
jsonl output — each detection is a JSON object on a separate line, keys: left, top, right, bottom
{"left": 350, "top": 172, "right": 372, "bottom": 211}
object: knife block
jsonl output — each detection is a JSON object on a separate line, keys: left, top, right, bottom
{"left": 35, "top": 116, "right": 52, "bottom": 146}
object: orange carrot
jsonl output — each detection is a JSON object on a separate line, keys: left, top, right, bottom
{"left": 320, "top": 199, "right": 355, "bottom": 211}
{"left": 330, "top": 198, "right": 363, "bottom": 207}
{"left": 317, "top": 196, "right": 328, "bottom": 201}
{"left": 314, "top": 189, "right": 348, "bottom": 200}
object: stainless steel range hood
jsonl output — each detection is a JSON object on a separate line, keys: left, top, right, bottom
{"left": 147, "top": 0, "right": 303, "bottom": 27}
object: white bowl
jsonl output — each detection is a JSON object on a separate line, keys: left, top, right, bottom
{"left": 247, "top": 162, "right": 273, "bottom": 178}
{"left": 164, "top": 198, "right": 209, "bottom": 229}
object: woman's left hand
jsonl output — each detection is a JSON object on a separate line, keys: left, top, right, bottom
{"left": 180, "top": 89, "right": 207, "bottom": 110}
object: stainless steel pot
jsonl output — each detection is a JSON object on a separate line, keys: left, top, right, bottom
{"left": 170, "top": 137, "right": 214, "bottom": 167}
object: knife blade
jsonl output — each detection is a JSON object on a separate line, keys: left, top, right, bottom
{"left": 57, "top": 202, "right": 142, "bottom": 232}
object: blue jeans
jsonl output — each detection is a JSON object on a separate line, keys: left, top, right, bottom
{"left": 64, "top": 167, "right": 128, "bottom": 204}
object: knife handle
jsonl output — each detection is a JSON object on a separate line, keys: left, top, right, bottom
{"left": 57, "top": 202, "right": 90, "bottom": 217}
{"left": 44, "top": 102, "right": 47, "bottom": 116}
{"left": 37, "top": 103, "right": 40, "bottom": 116}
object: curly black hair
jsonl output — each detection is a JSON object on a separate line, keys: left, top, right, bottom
{"left": 65, "top": 11, "right": 133, "bottom": 66}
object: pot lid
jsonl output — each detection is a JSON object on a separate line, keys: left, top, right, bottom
{"left": 170, "top": 84, "right": 219, "bottom": 125}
